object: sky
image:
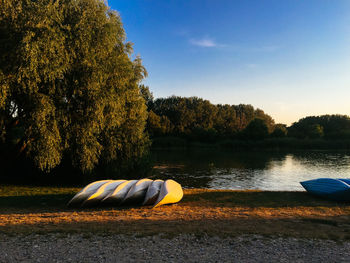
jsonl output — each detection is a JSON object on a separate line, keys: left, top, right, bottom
{"left": 108, "top": 0, "right": 350, "bottom": 125}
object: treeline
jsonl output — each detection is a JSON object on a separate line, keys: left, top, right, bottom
{"left": 143, "top": 92, "right": 279, "bottom": 141}
{"left": 288, "top": 115, "right": 350, "bottom": 140}
{"left": 142, "top": 93, "right": 276, "bottom": 141}
{"left": 141, "top": 88, "right": 350, "bottom": 143}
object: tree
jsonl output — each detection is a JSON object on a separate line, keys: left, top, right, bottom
{"left": 0, "top": 0, "right": 148, "bottom": 172}
{"left": 214, "top": 104, "right": 239, "bottom": 136}
{"left": 307, "top": 124, "right": 324, "bottom": 139}
{"left": 271, "top": 124, "right": 287, "bottom": 138}
{"left": 149, "top": 96, "right": 276, "bottom": 140}
{"left": 254, "top": 108, "right": 275, "bottom": 133}
{"left": 288, "top": 115, "right": 350, "bottom": 139}
{"left": 234, "top": 104, "right": 256, "bottom": 130}
{"left": 147, "top": 110, "right": 172, "bottom": 136}
{"left": 139, "top": 84, "right": 154, "bottom": 109}
{"left": 243, "top": 118, "right": 269, "bottom": 140}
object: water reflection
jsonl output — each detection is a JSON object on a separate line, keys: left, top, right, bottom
{"left": 151, "top": 149, "right": 350, "bottom": 191}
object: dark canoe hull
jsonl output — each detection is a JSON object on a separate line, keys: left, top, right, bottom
{"left": 300, "top": 178, "right": 350, "bottom": 201}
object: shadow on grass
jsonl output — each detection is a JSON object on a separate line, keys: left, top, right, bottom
{"left": 0, "top": 191, "right": 349, "bottom": 213}
{"left": 182, "top": 191, "right": 350, "bottom": 208}
{"left": 0, "top": 194, "right": 164, "bottom": 213}
{"left": 0, "top": 194, "right": 73, "bottom": 211}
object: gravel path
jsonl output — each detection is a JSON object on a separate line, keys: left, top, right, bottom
{"left": 0, "top": 233, "right": 349, "bottom": 263}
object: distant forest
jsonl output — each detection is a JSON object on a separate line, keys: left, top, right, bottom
{"left": 141, "top": 86, "right": 350, "bottom": 143}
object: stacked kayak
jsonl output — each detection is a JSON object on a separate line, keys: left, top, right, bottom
{"left": 300, "top": 178, "right": 350, "bottom": 201}
{"left": 68, "top": 179, "right": 183, "bottom": 208}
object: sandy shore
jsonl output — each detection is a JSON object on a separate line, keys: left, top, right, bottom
{"left": 0, "top": 233, "right": 349, "bottom": 262}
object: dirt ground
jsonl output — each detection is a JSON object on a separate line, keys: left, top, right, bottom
{"left": 1, "top": 189, "right": 350, "bottom": 239}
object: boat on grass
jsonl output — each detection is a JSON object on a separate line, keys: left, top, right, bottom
{"left": 67, "top": 180, "right": 111, "bottom": 207}
{"left": 153, "top": 179, "right": 183, "bottom": 208}
{"left": 101, "top": 180, "right": 137, "bottom": 205}
{"left": 300, "top": 178, "right": 350, "bottom": 201}
{"left": 122, "top": 179, "right": 153, "bottom": 205}
{"left": 82, "top": 180, "right": 126, "bottom": 207}
{"left": 68, "top": 178, "right": 183, "bottom": 207}
{"left": 143, "top": 179, "right": 164, "bottom": 205}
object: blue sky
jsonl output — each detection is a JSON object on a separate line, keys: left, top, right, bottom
{"left": 109, "top": 0, "right": 350, "bottom": 125}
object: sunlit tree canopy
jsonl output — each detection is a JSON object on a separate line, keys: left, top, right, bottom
{"left": 0, "top": 0, "right": 148, "bottom": 172}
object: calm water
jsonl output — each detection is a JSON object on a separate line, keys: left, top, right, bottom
{"left": 150, "top": 149, "right": 350, "bottom": 191}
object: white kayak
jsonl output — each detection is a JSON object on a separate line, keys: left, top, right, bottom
{"left": 82, "top": 180, "right": 126, "bottom": 207}
{"left": 143, "top": 179, "right": 164, "bottom": 205}
{"left": 68, "top": 180, "right": 112, "bottom": 207}
{"left": 101, "top": 180, "right": 137, "bottom": 204}
{"left": 122, "top": 179, "right": 153, "bottom": 205}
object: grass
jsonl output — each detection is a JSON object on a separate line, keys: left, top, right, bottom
{"left": 1, "top": 186, "right": 350, "bottom": 239}
{"left": 0, "top": 185, "right": 79, "bottom": 211}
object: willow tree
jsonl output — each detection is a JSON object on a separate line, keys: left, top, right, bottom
{"left": 0, "top": 0, "right": 148, "bottom": 172}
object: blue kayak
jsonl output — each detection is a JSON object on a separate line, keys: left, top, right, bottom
{"left": 300, "top": 178, "right": 350, "bottom": 201}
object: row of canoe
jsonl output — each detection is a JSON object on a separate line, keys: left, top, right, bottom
{"left": 68, "top": 179, "right": 183, "bottom": 208}
{"left": 68, "top": 177, "right": 350, "bottom": 207}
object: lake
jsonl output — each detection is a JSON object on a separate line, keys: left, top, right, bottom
{"left": 150, "top": 149, "right": 350, "bottom": 191}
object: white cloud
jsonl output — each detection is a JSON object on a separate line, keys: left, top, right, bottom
{"left": 188, "top": 36, "right": 279, "bottom": 52}
{"left": 189, "top": 37, "right": 218, "bottom": 47}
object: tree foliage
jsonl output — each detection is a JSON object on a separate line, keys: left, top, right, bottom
{"left": 288, "top": 115, "right": 350, "bottom": 139}
{"left": 147, "top": 110, "right": 172, "bottom": 137}
{"left": 139, "top": 85, "right": 154, "bottom": 109}
{"left": 146, "top": 96, "right": 350, "bottom": 142}
{"left": 243, "top": 118, "right": 269, "bottom": 140}
{"left": 146, "top": 96, "right": 275, "bottom": 140}
{"left": 0, "top": 0, "right": 148, "bottom": 172}
{"left": 271, "top": 124, "right": 288, "bottom": 138}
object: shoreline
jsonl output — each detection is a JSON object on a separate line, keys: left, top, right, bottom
{"left": 0, "top": 188, "right": 350, "bottom": 240}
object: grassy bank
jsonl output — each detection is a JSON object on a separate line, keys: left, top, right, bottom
{"left": 151, "top": 136, "right": 350, "bottom": 150}
{"left": 1, "top": 185, "right": 350, "bottom": 239}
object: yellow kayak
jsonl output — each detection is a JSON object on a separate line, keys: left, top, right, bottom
{"left": 153, "top": 179, "right": 183, "bottom": 208}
